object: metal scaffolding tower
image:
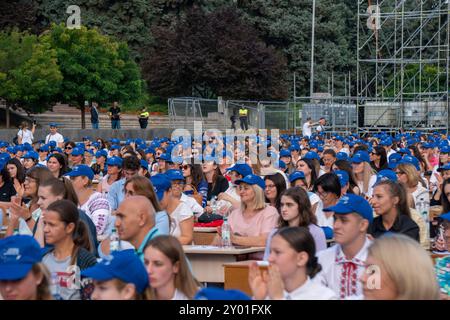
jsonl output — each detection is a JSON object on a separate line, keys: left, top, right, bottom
{"left": 357, "top": 0, "right": 449, "bottom": 134}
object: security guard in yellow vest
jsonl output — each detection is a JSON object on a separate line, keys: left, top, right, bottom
{"left": 239, "top": 107, "right": 249, "bottom": 131}
{"left": 138, "top": 107, "right": 149, "bottom": 129}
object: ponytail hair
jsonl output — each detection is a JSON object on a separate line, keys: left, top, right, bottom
{"left": 46, "top": 200, "right": 92, "bottom": 264}
{"left": 40, "top": 178, "right": 79, "bottom": 205}
{"left": 274, "top": 226, "right": 322, "bottom": 278}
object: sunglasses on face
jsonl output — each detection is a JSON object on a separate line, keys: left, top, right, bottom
{"left": 182, "top": 165, "right": 190, "bottom": 170}
{"left": 65, "top": 147, "right": 73, "bottom": 150}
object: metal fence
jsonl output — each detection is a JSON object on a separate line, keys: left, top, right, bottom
{"left": 168, "top": 96, "right": 449, "bottom": 135}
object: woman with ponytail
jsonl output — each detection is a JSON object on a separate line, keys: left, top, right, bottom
{"left": 249, "top": 226, "right": 336, "bottom": 300}
{"left": 42, "top": 199, "right": 97, "bottom": 300}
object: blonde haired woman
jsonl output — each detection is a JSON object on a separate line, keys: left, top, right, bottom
{"left": 144, "top": 235, "right": 200, "bottom": 300}
{"left": 351, "top": 151, "right": 377, "bottom": 198}
{"left": 361, "top": 234, "right": 440, "bottom": 300}
{"left": 216, "top": 174, "right": 278, "bottom": 248}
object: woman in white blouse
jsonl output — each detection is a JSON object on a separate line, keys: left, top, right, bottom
{"left": 249, "top": 226, "right": 336, "bottom": 300}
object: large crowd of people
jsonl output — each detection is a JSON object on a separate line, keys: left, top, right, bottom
{"left": 0, "top": 124, "right": 449, "bottom": 300}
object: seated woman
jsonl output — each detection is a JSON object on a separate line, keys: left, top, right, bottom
{"left": 313, "top": 173, "right": 342, "bottom": 238}
{"left": 0, "top": 235, "right": 52, "bottom": 300}
{"left": 215, "top": 174, "right": 278, "bottom": 249}
{"left": 151, "top": 174, "right": 194, "bottom": 245}
{"left": 65, "top": 165, "right": 112, "bottom": 242}
{"left": 264, "top": 173, "right": 286, "bottom": 213}
{"left": 249, "top": 226, "right": 336, "bottom": 300}
{"left": 263, "top": 187, "right": 327, "bottom": 260}
{"left": 369, "top": 180, "right": 420, "bottom": 241}
{"left": 42, "top": 199, "right": 97, "bottom": 300}
{"left": 143, "top": 235, "right": 200, "bottom": 300}
{"left": 82, "top": 250, "right": 148, "bottom": 300}
{"left": 361, "top": 234, "right": 440, "bottom": 300}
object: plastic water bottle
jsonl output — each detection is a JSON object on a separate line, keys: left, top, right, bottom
{"left": 221, "top": 217, "right": 232, "bottom": 248}
{"left": 210, "top": 196, "right": 218, "bottom": 215}
{"left": 110, "top": 228, "right": 121, "bottom": 253}
{"left": 51, "top": 273, "right": 63, "bottom": 300}
{"left": 416, "top": 196, "right": 430, "bottom": 240}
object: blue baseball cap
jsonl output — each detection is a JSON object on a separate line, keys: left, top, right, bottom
{"left": 278, "top": 160, "right": 287, "bottom": 169}
{"left": 235, "top": 174, "right": 266, "bottom": 190}
{"left": 21, "top": 151, "right": 39, "bottom": 160}
{"left": 81, "top": 250, "right": 148, "bottom": 294}
{"left": 398, "top": 155, "right": 420, "bottom": 171}
{"left": 440, "top": 212, "right": 450, "bottom": 222}
{"left": 140, "top": 160, "right": 149, "bottom": 171}
{"left": 323, "top": 193, "right": 373, "bottom": 223}
{"left": 165, "top": 169, "right": 184, "bottom": 181}
{"left": 95, "top": 150, "right": 108, "bottom": 158}
{"left": 280, "top": 149, "right": 291, "bottom": 158}
{"left": 75, "top": 143, "right": 85, "bottom": 149}
{"left": 437, "top": 163, "right": 450, "bottom": 172}
{"left": 397, "top": 148, "right": 411, "bottom": 156}
{"left": 150, "top": 174, "right": 172, "bottom": 201}
{"left": 145, "top": 147, "right": 155, "bottom": 155}
{"left": 226, "top": 163, "right": 253, "bottom": 178}
{"left": 336, "top": 152, "right": 349, "bottom": 161}
{"left": 333, "top": 135, "right": 344, "bottom": 142}
{"left": 334, "top": 170, "right": 349, "bottom": 187}
{"left": 53, "top": 147, "right": 63, "bottom": 153}
{"left": 110, "top": 138, "right": 120, "bottom": 144}
{"left": 14, "top": 145, "right": 24, "bottom": 153}
{"left": 23, "top": 143, "right": 33, "bottom": 151}
{"left": 289, "top": 144, "right": 300, "bottom": 151}
{"left": 440, "top": 145, "right": 450, "bottom": 153}
{"left": 71, "top": 147, "right": 84, "bottom": 156}
{"left": 289, "top": 171, "right": 305, "bottom": 183}
{"left": 376, "top": 169, "right": 397, "bottom": 183}
{"left": 0, "top": 235, "right": 43, "bottom": 280}
{"left": 0, "top": 142, "right": 8, "bottom": 148}
{"left": 388, "top": 153, "right": 402, "bottom": 169}
{"left": 39, "top": 144, "right": 50, "bottom": 152}
{"left": 194, "top": 287, "right": 251, "bottom": 300}
{"left": 49, "top": 122, "right": 58, "bottom": 128}
{"left": 351, "top": 151, "right": 370, "bottom": 164}
{"left": 110, "top": 144, "right": 120, "bottom": 151}
{"left": 158, "top": 153, "right": 172, "bottom": 162}
{"left": 303, "top": 151, "right": 320, "bottom": 161}
{"left": 64, "top": 164, "right": 94, "bottom": 180}
{"left": 6, "top": 147, "right": 14, "bottom": 154}
{"left": 106, "top": 156, "right": 123, "bottom": 167}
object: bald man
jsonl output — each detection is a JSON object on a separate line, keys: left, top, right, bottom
{"left": 115, "top": 195, "right": 159, "bottom": 261}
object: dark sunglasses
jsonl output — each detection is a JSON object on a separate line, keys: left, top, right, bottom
{"left": 182, "top": 165, "right": 190, "bottom": 170}
{"left": 65, "top": 146, "right": 73, "bottom": 150}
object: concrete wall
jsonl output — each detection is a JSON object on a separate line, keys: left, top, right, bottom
{"left": 0, "top": 128, "right": 175, "bottom": 143}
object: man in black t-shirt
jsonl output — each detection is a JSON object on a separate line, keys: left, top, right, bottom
{"left": 109, "top": 101, "right": 121, "bottom": 129}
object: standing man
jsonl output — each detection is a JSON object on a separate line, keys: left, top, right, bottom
{"left": 302, "top": 117, "right": 314, "bottom": 138}
{"left": 138, "top": 107, "right": 149, "bottom": 129}
{"left": 109, "top": 101, "right": 121, "bottom": 130}
{"left": 316, "top": 117, "right": 326, "bottom": 135}
{"left": 90, "top": 102, "right": 100, "bottom": 129}
{"left": 239, "top": 106, "right": 248, "bottom": 131}
{"left": 45, "top": 123, "right": 64, "bottom": 148}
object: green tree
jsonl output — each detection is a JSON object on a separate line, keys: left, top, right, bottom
{"left": 35, "top": 0, "right": 159, "bottom": 60}
{"left": 0, "top": 30, "right": 62, "bottom": 127}
{"left": 41, "top": 23, "right": 145, "bottom": 128}
{"left": 141, "top": 6, "right": 288, "bottom": 100}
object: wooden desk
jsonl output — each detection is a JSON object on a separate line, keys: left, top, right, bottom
{"left": 183, "top": 245, "right": 265, "bottom": 283}
{"left": 193, "top": 227, "right": 217, "bottom": 245}
{"left": 223, "top": 260, "right": 263, "bottom": 296}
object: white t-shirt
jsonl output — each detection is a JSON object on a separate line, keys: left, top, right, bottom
{"left": 302, "top": 122, "right": 312, "bottom": 137}
{"left": 17, "top": 129, "right": 33, "bottom": 144}
{"left": 45, "top": 132, "right": 64, "bottom": 145}
{"left": 169, "top": 202, "right": 193, "bottom": 238}
{"left": 180, "top": 193, "right": 204, "bottom": 217}
{"left": 171, "top": 289, "right": 190, "bottom": 300}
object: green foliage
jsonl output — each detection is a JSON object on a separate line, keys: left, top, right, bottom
{"left": 0, "top": 30, "right": 62, "bottom": 113}
{"left": 41, "top": 23, "right": 144, "bottom": 107}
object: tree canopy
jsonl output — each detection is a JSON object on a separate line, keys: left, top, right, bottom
{"left": 141, "top": 6, "right": 288, "bottom": 100}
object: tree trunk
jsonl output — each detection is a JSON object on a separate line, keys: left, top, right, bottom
{"left": 80, "top": 101, "right": 86, "bottom": 129}
{"left": 6, "top": 102, "right": 10, "bottom": 129}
